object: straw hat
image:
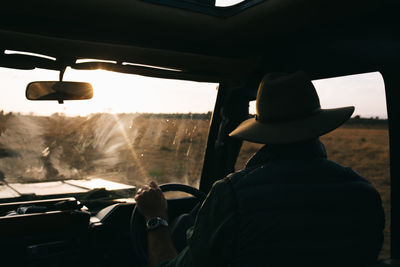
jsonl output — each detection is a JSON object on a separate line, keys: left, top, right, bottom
{"left": 229, "top": 71, "right": 354, "bottom": 144}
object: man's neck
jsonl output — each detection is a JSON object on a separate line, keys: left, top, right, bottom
{"left": 246, "top": 138, "right": 327, "bottom": 168}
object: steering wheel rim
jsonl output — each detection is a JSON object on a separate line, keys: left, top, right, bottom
{"left": 130, "top": 183, "right": 206, "bottom": 266}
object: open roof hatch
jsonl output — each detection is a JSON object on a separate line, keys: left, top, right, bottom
{"left": 141, "top": 0, "right": 264, "bottom": 17}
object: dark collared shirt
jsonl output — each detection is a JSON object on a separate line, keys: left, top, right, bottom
{"left": 161, "top": 139, "right": 384, "bottom": 267}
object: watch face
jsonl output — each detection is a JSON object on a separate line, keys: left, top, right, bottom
{"left": 148, "top": 218, "right": 158, "bottom": 228}
{"left": 146, "top": 217, "right": 168, "bottom": 231}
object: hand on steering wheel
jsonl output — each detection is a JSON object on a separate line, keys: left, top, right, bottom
{"left": 131, "top": 182, "right": 206, "bottom": 266}
{"left": 134, "top": 181, "right": 168, "bottom": 221}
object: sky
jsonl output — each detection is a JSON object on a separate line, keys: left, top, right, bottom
{"left": 312, "top": 72, "right": 387, "bottom": 118}
{"left": 249, "top": 72, "right": 387, "bottom": 118}
{"left": 0, "top": 67, "right": 387, "bottom": 118}
{"left": 216, "top": 0, "right": 244, "bottom": 6}
{"left": 0, "top": 67, "right": 219, "bottom": 116}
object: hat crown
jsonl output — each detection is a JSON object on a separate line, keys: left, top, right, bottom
{"left": 256, "top": 72, "right": 321, "bottom": 123}
{"left": 229, "top": 71, "right": 354, "bottom": 144}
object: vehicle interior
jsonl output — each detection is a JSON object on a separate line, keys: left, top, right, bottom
{"left": 0, "top": 0, "right": 398, "bottom": 266}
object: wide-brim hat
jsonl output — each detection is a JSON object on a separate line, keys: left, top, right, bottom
{"left": 229, "top": 71, "right": 354, "bottom": 144}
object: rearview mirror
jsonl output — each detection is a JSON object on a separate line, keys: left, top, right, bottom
{"left": 26, "top": 81, "right": 93, "bottom": 104}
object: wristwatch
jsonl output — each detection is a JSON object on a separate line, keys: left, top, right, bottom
{"left": 146, "top": 217, "right": 169, "bottom": 231}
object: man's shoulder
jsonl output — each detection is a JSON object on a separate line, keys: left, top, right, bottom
{"left": 227, "top": 157, "right": 372, "bottom": 189}
{"left": 222, "top": 158, "right": 382, "bottom": 215}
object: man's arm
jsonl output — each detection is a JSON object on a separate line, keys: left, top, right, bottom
{"left": 135, "top": 181, "right": 177, "bottom": 267}
{"left": 147, "top": 228, "right": 177, "bottom": 267}
{"left": 135, "top": 179, "right": 236, "bottom": 267}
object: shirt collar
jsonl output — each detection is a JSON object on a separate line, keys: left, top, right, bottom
{"left": 245, "top": 138, "right": 327, "bottom": 168}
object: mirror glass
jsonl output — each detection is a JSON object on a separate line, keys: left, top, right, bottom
{"left": 26, "top": 81, "right": 93, "bottom": 102}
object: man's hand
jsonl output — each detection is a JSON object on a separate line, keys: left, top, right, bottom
{"left": 134, "top": 181, "right": 168, "bottom": 221}
{"left": 135, "top": 181, "right": 177, "bottom": 267}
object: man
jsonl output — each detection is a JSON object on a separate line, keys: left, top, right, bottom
{"left": 135, "top": 71, "right": 385, "bottom": 267}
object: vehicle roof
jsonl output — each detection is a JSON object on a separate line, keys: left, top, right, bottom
{"left": 0, "top": 0, "right": 398, "bottom": 82}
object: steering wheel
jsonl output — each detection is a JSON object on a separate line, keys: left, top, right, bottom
{"left": 130, "top": 183, "right": 206, "bottom": 266}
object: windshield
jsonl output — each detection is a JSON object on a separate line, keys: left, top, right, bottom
{"left": 0, "top": 67, "right": 218, "bottom": 198}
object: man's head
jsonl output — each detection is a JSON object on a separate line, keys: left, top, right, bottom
{"left": 229, "top": 71, "right": 354, "bottom": 144}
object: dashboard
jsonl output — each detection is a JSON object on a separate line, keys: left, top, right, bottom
{"left": 0, "top": 196, "right": 198, "bottom": 267}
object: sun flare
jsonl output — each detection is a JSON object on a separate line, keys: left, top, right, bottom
{"left": 0, "top": 67, "right": 218, "bottom": 116}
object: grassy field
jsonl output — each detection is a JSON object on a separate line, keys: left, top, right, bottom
{"left": 0, "top": 112, "right": 391, "bottom": 259}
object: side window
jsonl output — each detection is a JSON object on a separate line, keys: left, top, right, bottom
{"left": 235, "top": 72, "right": 390, "bottom": 259}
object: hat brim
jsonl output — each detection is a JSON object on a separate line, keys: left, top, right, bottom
{"left": 229, "top": 106, "right": 355, "bottom": 144}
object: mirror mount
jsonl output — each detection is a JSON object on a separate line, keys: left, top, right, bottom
{"left": 59, "top": 67, "right": 66, "bottom": 82}
{"left": 57, "top": 94, "right": 64, "bottom": 104}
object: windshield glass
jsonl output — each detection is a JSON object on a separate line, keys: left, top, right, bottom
{"left": 0, "top": 67, "right": 218, "bottom": 198}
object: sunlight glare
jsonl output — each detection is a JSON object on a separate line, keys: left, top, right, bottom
{"left": 111, "top": 113, "right": 152, "bottom": 183}
{"left": 0, "top": 67, "right": 218, "bottom": 116}
{"left": 61, "top": 68, "right": 218, "bottom": 116}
